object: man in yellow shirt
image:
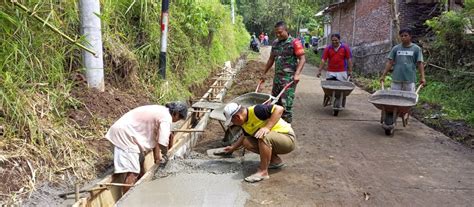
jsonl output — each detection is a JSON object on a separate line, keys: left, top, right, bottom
{"left": 222, "top": 103, "right": 296, "bottom": 183}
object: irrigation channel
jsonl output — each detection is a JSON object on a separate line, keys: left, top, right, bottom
{"left": 69, "top": 59, "right": 254, "bottom": 206}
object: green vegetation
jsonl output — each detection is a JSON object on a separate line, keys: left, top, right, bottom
{"left": 234, "top": 0, "right": 324, "bottom": 37}
{"left": 421, "top": 2, "right": 474, "bottom": 127}
{"left": 304, "top": 48, "right": 322, "bottom": 67}
{"left": 0, "top": 0, "right": 248, "bottom": 201}
{"left": 425, "top": 1, "right": 473, "bottom": 69}
{"left": 418, "top": 79, "right": 474, "bottom": 125}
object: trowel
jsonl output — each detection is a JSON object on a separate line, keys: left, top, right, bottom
{"left": 206, "top": 147, "right": 234, "bottom": 158}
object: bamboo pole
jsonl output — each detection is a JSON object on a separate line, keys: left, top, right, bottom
{"left": 10, "top": 0, "right": 97, "bottom": 56}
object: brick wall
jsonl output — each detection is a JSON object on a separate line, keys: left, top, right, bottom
{"left": 328, "top": 0, "right": 392, "bottom": 75}
{"left": 398, "top": 1, "right": 442, "bottom": 40}
{"left": 353, "top": 0, "right": 391, "bottom": 45}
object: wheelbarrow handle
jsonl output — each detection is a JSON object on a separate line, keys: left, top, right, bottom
{"left": 269, "top": 81, "right": 294, "bottom": 104}
{"left": 415, "top": 84, "right": 423, "bottom": 94}
{"left": 380, "top": 80, "right": 423, "bottom": 94}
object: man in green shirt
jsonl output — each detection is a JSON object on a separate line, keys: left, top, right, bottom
{"left": 380, "top": 28, "right": 426, "bottom": 91}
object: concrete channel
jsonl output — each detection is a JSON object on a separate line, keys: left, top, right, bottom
{"left": 115, "top": 59, "right": 252, "bottom": 206}
{"left": 116, "top": 152, "right": 255, "bottom": 206}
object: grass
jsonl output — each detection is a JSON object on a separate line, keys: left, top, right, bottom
{"left": 418, "top": 79, "right": 474, "bottom": 126}
{"left": 0, "top": 0, "right": 249, "bottom": 204}
{"left": 304, "top": 48, "right": 322, "bottom": 67}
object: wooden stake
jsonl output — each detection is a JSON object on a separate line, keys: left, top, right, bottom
{"left": 75, "top": 183, "right": 80, "bottom": 202}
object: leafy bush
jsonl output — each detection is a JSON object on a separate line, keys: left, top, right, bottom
{"left": 422, "top": 3, "right": 474, "bottom": 126}
{"left": 425, "top": 3, "right": 474, "bottom": 69}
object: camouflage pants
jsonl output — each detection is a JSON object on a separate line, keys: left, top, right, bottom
{"left": 272, "top": 72, "right": 298, "bottom": 123}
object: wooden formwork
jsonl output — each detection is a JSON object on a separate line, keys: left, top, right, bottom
{"left": 71, "top": 60, "right": 243, "bottom": 207}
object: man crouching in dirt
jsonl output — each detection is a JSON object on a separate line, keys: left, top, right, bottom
{"left": 105, "top": 102, "right": 187, "bottom": 193}
{"left": 222, "top": 102, "right": 296, "bottom": 183}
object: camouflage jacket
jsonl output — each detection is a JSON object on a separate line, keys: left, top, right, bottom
{"left": 271, "top": 36, "right": 305, "bottom": 75}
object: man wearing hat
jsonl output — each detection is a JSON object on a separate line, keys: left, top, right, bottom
{"left": 105, "top": 102, "right": 188, "bottom": 193}
{"left": 222, "top": 102, "right": 296, "bottom": 183}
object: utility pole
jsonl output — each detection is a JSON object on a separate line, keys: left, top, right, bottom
{"left": 159, "top": 0, "right": 169, "bottom": 79}
{"left": 231, "top": 0, "right": 235, "bottom": 24}
{"left": 80, "top": 0, "right": 104, "bottom": 91}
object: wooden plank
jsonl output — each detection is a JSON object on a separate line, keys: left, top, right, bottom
{"left": 172, "top": 129, "right": 205, "bottom": 133}
{"left": 99, "top": 183, "right": 135, "bottom": 187}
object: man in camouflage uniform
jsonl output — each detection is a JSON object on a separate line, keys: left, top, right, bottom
{"left": 262, "top": 21, "right": 306, "bottom": 123}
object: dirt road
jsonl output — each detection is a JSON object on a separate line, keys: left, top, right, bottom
{"left": 121, "top": 47, "right": 473, "bottom": 206}
{"left": 243, "top": 47, "right": 474, "bottom": 206}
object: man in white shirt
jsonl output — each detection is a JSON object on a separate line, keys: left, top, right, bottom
{"left": 105, "top": 102, "right": 187, "bottom": 193}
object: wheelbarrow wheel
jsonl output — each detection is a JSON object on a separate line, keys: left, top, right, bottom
{"left": 333, "top": 110, "right": 339, "bottom": 116}
{"left": 384, "top": 112, "right": 394, "bottom": 125}
{"left": 385, "top": 128, "right": 394, "bottom": 136}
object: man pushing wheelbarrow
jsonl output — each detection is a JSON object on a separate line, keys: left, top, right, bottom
{"left": 262, "top": 21, "right": 306, "bottom": 123}
{"left": 370, "top": 29, "right": 426, "bottom": 135}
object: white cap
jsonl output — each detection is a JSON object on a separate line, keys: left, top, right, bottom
{"left": 223, "top": 103, "right": 242, "bottom": 126}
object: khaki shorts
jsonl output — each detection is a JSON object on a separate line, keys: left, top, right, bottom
{"left": 391, "top": 82, "right": 415, "bottom": 92}
{"left": 245, "top": 131, "right": 296, "bottom": 154}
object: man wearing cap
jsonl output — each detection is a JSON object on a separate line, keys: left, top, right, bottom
{"left": 105, "top": 102, "right": 188, "bottom": 193}
{"left": 222, "top": 102, "right": 296, "bottom": 183}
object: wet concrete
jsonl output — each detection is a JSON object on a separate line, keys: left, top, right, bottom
{"left": 117, "top": 152, "right": 257, "bottom": 207}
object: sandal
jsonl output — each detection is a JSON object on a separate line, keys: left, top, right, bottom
{"left": 244, "top": 174, "right": 270, "bottom": 183}
{"left": 268, "top": 162, "right": 285, "bottom": 169}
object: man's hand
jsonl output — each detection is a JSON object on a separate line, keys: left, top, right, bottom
{"left": 316, "top": 70, "right": 322, "bottom": 78}
{"left": 420, "top": 78, "right": 426, "bottom": 86}
{"left": 293, "top": 74, "right": 300, "bottom": 84}
{"left": 159, "top": 154, "right": 169, "bottom": 167}
{"left": 254, "top": 127, "right": 270, "bottom": 139}
{"left": 260, "top": 75, "right": 266, "bottom": 81}
{"left": 379, "top": 75, "right": 385, "bottom": 83}
{"left": 154, "top": 152, "right": 162, "bottom": 164}
{"left": 223, "top": 145, "right": 234, "bottom": 153}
